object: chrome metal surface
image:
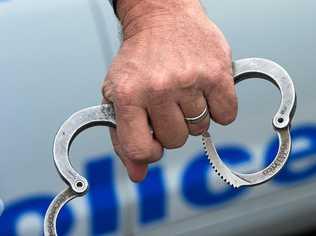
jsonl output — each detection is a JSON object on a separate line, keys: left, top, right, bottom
{"left": 44, "top": 104, "right": 116, "bottom": 236}
{"left": 44, "top": 58, "right": 296, "bottom": 235}
{"left": 202, "top": 58, "right": 296, "bottom": 188}
{"left": 53, "top": 104, "right": 116, "bottom": 194}
{"left": 44, "top": 188, "right": 77, "bottom": 236}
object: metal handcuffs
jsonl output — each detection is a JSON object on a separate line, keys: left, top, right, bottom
{"left": 44, "top": 58, "right": 296, "bottom": 235}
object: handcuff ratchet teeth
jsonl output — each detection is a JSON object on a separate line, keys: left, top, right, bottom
{"left": 203, "top": 58, "right": 296, "bottom": 188}
{"left": 44, "top": 58, "right": 296, "bottom": 235}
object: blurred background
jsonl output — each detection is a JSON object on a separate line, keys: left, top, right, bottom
{"left": 0, "top": 0, "right": 316, "bottom": 235}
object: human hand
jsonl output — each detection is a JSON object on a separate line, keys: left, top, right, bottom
{"left": 103, "top": 0, "right": 237, "bottom": 182}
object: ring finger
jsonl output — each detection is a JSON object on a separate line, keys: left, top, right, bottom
{"left": 179, "top": 92, "right": 210, "bottom": 136}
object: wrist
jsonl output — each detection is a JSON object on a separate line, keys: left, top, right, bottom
{"left": 116, "top": 0, "right": 204, "bottom": 40}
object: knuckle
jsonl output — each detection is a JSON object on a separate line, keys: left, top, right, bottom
{"left": 147, "top": 78, "right": 172, "bottom": 105}
{"left": 175, "top": 67, "right": 198, "bottom": 89}
{"left": 107, "top": 61, "right": 147, "bottom": 106}
{"left": 115, "top": 81, "right": 134, "bottom": 98}
{"left": 148, "top": 77, "right": 169, "bottom": 96}
{"left": 114, "top": 81, "right": 143, "bottom": 106}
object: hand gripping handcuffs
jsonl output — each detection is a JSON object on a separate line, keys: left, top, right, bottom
{"left": 44, "top": 58, "right": 296, "bottom": 235}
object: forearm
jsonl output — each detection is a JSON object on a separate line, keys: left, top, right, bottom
{"left": 114, "top": 0, "right": 205, "bottom": 40}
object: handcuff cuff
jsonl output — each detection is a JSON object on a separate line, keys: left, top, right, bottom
{"left": 44, "top": 58, "right": 296, "bottom": 235}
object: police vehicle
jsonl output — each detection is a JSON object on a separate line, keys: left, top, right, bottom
{"left": 1, "top": 0, "right": 316, "bottom": 235}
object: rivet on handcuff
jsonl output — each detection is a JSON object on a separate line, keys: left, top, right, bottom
{"left": 44, "top": 58, "right": 296, "bottom": 235}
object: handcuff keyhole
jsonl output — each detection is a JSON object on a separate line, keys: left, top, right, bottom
{"left": 278, "top": 118, "right": 284, "bottom": 123}
{"left": 76, "top": 181, "right": 83, "bottom": 188}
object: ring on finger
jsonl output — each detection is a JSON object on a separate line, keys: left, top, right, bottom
{"left": 184, "top": 107, "right": 209, "bottom": 124}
